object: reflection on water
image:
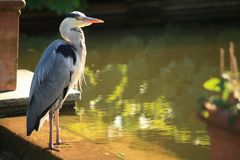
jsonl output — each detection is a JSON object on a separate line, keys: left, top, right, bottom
{"left": 19, "top": 23, "right": 240, "bottom": 160}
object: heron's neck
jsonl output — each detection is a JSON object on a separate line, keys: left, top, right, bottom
{"left": 59, "top": 23, "right": 86, "bottom": 51}
{"left": 69, "top": 28, "right": 85, "bottom": 49}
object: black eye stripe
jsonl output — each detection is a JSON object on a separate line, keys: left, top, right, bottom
{"left": 65, "top": 13, "right": 80, "bottom": 19}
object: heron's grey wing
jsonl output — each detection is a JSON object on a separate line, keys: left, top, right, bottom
{"left": 29, "top": 39, "right": 66, "bottom": 101}
{"left": 27, "top": 40, "right": 76, "bottom": 135}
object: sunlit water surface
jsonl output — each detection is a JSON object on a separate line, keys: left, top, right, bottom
{"left": 19, "top": 23, "right": 240, "bottom": 160}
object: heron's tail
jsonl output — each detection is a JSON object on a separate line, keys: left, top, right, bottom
{"left": 26, "top": 103, "right": 50, "bottom": 136}
{"left": 26, "top": 108, "right": 37, "bottom": 136}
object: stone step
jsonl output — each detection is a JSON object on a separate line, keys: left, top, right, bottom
{"left": 0, "top": 116, "right": 116, "bottom": 160}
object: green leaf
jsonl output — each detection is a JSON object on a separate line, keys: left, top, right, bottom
{"left": 203, "top": 77, "right": 222, "bottom": 92}
{"left": 208, "top": 96, "right": 230, "bottom": 109}
{"left": 212, "top": 97, "right": 225, "bottom": 108}
{"left": 201, "top": 110, "right": 209, "bottom": 118}
{"left": 222, "top": 87, "right": 231, "bottom": 101}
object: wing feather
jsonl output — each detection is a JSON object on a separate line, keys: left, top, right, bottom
{"left": 27, "top": 39, "right": 75, "bottom": 135}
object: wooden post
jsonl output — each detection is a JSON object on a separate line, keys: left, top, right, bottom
{"left": 0, "top": 0, "right": 25, "bottom": 92}
{"left": 220, "top": 48, "right": 224, "bottom": 75}
{"left": 229, "top": 41, "right": 238, "bottom": 80}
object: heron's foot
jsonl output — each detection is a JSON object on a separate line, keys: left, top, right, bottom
{"left": 47, "top": 144, "right": 60, "bottom": 151}
{"left": 56, "top": 139, "right": 62, "bottom": 145}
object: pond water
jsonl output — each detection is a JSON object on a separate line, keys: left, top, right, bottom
{"left": 19, "top": 23, "right": 240, "bottom": 160}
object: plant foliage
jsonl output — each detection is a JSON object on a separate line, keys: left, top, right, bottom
{"left": 200, "top": 42, "right": 240, "bottom": 126}
{"left": 26, "top": 0, "right": 87, "bottom": 15}
{"left": 203, "top": 77, "right": 223, "bottom": 92}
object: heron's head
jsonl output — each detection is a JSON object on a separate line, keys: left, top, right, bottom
{"left": 62, "top": 11, "right": 104, "bottom": 28}
{"left": 59, "top": 11, "right": 104, "bottom": 41}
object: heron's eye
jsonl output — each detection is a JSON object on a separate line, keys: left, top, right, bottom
{"left": 76, "top": 17, "right": 84, "bottom": 21}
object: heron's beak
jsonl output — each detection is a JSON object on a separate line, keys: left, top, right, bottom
{"left": 83, "top": 16, "right": 104, "bottom": 23}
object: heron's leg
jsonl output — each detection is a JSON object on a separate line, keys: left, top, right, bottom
{"left": 49, "top": 108, "right": 54, "bottom": 149}
{"left": 54, "top": 110, "right": 62, "bottom": 145}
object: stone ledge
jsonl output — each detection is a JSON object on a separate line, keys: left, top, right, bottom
{"left": 0, "top": 69, "right": 80, "bottom": 117}
{"left": 0, "top": 116, "right": 117, "bottom": 160}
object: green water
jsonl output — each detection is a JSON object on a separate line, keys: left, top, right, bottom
{"left": 19, "top": 23, "right": 240, "bottom": 160}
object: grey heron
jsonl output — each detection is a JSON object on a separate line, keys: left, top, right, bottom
{"left": 26, "top": 11, "right": 103, "bottom": 149}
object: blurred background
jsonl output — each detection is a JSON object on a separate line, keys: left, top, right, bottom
{"left": 18, "top": 0, "right": 240, "bottom": 159}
